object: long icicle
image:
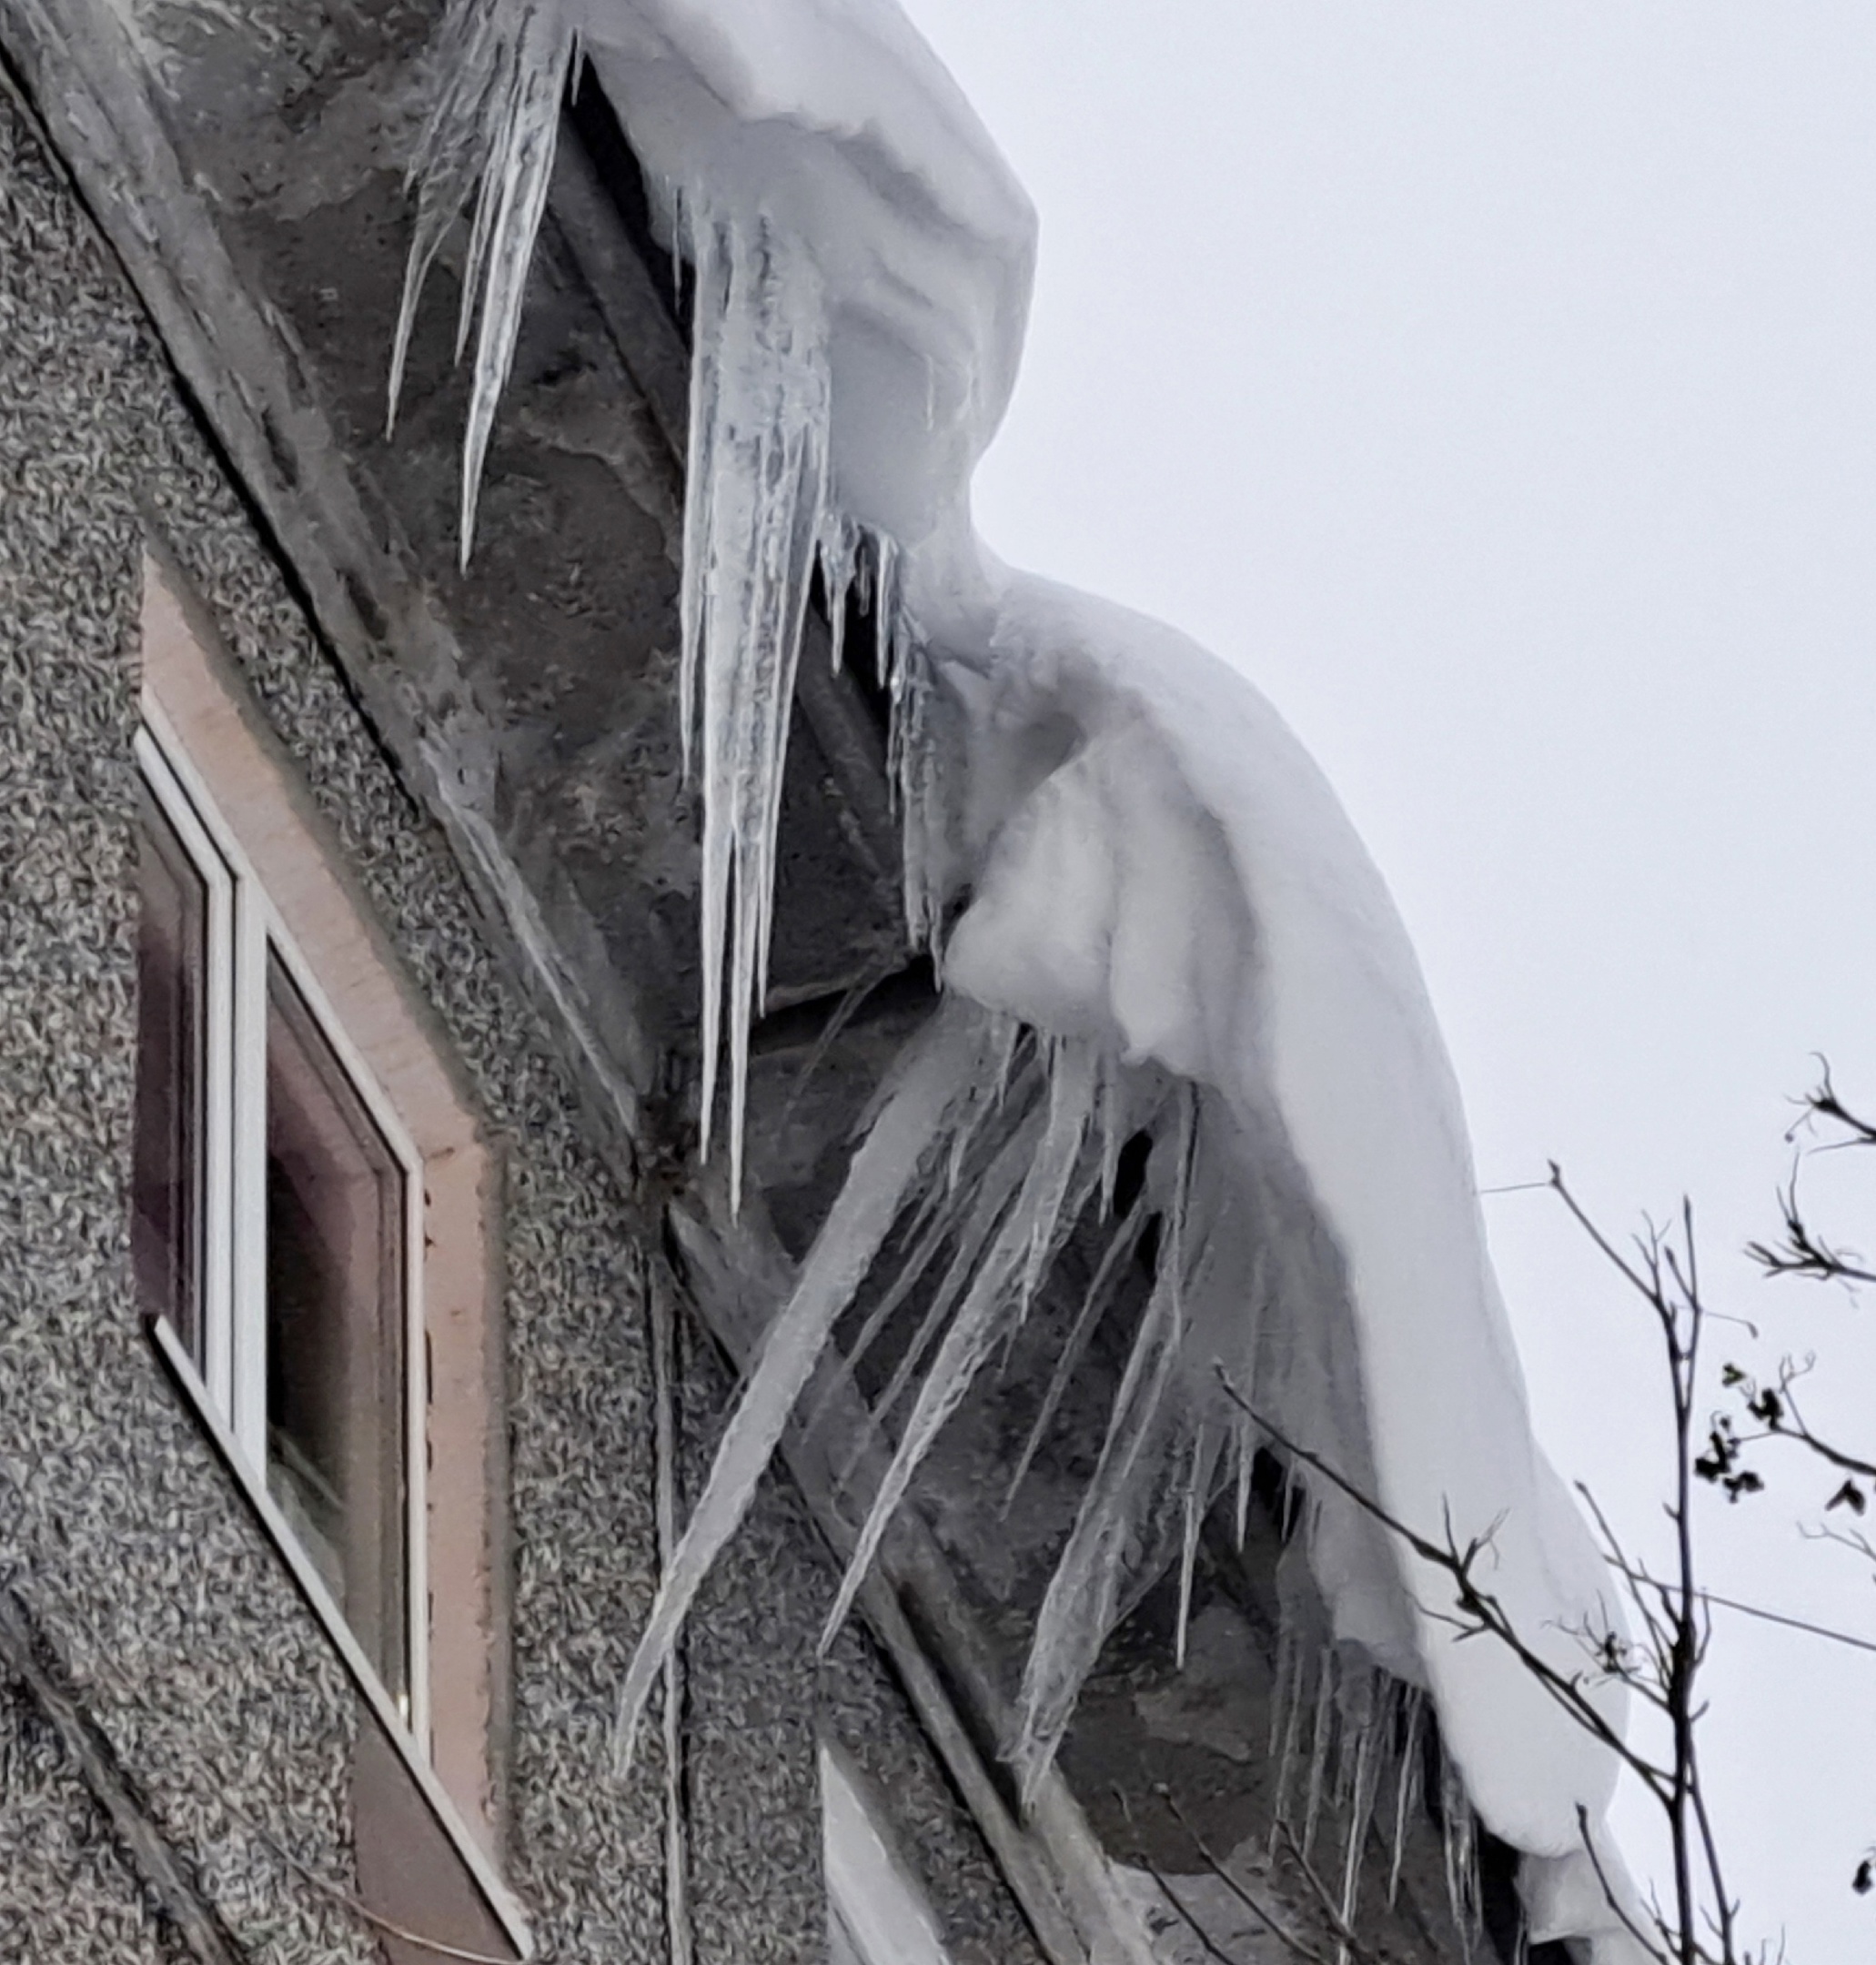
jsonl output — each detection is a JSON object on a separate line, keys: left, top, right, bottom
{"left": 681, "top": 213, "right": 833, "bottom": 1203}
{"left": 1174, "top": 1424, "right": 1211, "bottom": 1672}
{"left": 612, "top": 1002, "right": 996, "bottom": 1763}
{"left": 999, "top": 1195, "right": 1147, "bottom": 1516}
{"left": 1387, "top": 1688, "right": 1422, "bottom": 1908}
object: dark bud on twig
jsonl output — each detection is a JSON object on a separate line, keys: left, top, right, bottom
{"left": 1826, "top": 1481, "right": 1867, "bottom": 1516}
{"left": 1747, "top": 1388, "right": 1784, "bottom": 1430}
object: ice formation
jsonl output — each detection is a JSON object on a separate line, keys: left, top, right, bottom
{"left": 398, "top": 3, "right": 1648, "bottom": 1956}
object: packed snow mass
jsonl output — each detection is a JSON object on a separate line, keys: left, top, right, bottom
{"left": 399, "top": 2, "right": 1647, "bottom": 1953}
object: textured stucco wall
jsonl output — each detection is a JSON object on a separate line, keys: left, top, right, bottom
{"left": 0, "top": 73, "right": 801, "bottom": 1964}
{"left": 0, "top": 78, "right": 376, "bottom": 1965}
{"left": 0, "top": 1678, "right": 185, "bottom": 1962}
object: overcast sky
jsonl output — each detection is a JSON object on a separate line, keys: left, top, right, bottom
{"left": 897, "top": 4, "right": 1876, "bottom": 1953}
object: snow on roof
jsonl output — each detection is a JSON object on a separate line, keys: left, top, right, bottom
{"left": 408, "top": 5, "right": 1650, "bottom": 1954}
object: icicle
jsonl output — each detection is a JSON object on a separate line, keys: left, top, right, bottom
{"left": 1269, "top": 1637, "right": 1310, "bottom": 1853}
{"left": 669, "top": 182, "right": 686, "bottom": 310}
{"left": 1387, "top": 1688, "right": 1423, "bottom": 1908}
{"left": 1336, "top": 1671, "right": 1384, "bottom": 1965}
{"left": 866, "top": 536, "right": 944, "bottom": 953}
{"left": 1298, "top": 1652, "right": 1336, "bottom": 1864}
{"left": 775, "top": 967, "right": 891, "bottom": 1137}
{"left": 818, "top": 513, "right": 862, "bottom": 676}
{"left": 1017, "top": 1042, "right": 1102, "bottom": 1311}
{"left": 1094, "top": 1052, "right": 1129, "bottom": 1219}
{"left": 676, "top": 211, "right": 835, "bottom": 1203}
{"left": 647, "top": 1270, "right": 692, "bottom": 1965}
{"left": 1163, "top": 1084, "right": 1198, "bottom": 1306}
{"left": 1438, "top": 1754, "right": 1479, "bottom": 1955}
{"left": 1174, "top": 1425, "right": 1207, "bottom": 1671}
{"left": 390, "top": 0, "right": 577, "bottom": 561}
{"left": 1232, "top": 1415, "right": 1255, "bottom": 1551}
{"left": 613, "top": 1003, "right": 998, "bottom": 1763}
{"left": 1011, "top": 1252, "right": 1187, "bottom": 1804}
{"left": 988, "top": 1015, "right": 1025, "bottom": 1110}
{"left": 999, "top": 1195, "right": 1146, "bottom": 1515}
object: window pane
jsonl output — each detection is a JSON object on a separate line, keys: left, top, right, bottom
{"left": 134, "top": 780, "right": 207, "bottom": 1364}
{"left": 264, "top": 952, "right": 410, "bottom": 1707}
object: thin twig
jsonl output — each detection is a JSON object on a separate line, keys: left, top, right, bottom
{"left": 1575, "top": 1804, "right": 1675, "bottom": 1965}
{"left": 1140, "top": 1861, "right": 1256, "bottom": 1965}
{"left": 1156, "top": 1787, "right": 1336, "bottom": 1965}
{"left": 1599, "top": 1555, "right": 1876, "bottom": 1657}
{"left": 247, "top": 1819, "right": 519, "bottom": 1964}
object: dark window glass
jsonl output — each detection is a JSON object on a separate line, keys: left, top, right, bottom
{"left": 264, "top": 952, "right": 410, "bottom": 1706}
{"left": 134, "top": 781, "right": 207, "bottom": 1363}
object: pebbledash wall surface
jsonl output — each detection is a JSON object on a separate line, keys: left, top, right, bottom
{"left": 0, "top": 66, "right": 1036, "bottom": 1965}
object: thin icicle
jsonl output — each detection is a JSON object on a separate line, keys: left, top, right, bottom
{"left": 1439, "top": 1754, "right": 1479, "bottom": 1955}
{"left": 1232, "top": 1415, "right": 1255, "bottom": 1551}
{"left": 1336, "top": 1674, "right": 1384, "bottom": 1965}
{"left": 647, "top": 1270, "right": 692, "bottom": 1965}
{"left": 999, "top": 1195, "right": 1146, "bottom": 1516}
{"left": 1387, "top": 1688, "right": 1423, "bottom": 1908}
{"left": 775, "top": 965, "right": 893, "bottom": 1138}
{"left": 1174, "top": 1425, "right": 1208, "bottom": 1671}
{"left": 866, "top": 536, "right": 944, "bottom": 953}
{"left": 987, "top": 1015, "right": 1025, "bottom": 1110}
{"left": 1299, "top": 1653, "right": 1336, "bottom": 1864}
{"left": 818, "top": 513, "right": 862, "bottom": 677}
{"left": 1094, "top": 1052, "right": 1129, "bottom": 1220}
{"left": 1269, "top": 1638, "right": 1311, "bottom": 1859}
{"left": 613, "top": 1003, "right": 997, "bottom": 1764}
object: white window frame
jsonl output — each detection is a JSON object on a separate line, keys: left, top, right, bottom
{"left": 136, "top": 699, "right": 430, "bottom": 1746}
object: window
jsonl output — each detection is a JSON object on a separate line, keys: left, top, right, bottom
{"left": 131, "top": 559, "right": 511, "bottom": 1921}
{"left": 135, "top": 708, "right": 425, "bottom": 1717}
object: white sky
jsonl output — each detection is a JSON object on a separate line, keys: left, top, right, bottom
{"left": 898, "top": 4, "right": 1876, "bottom": 1955}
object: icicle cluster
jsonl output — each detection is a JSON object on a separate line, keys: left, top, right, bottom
{"left": 611, "top": 998, "right": 1384, "bottom": 1818}
{"left": 392, "top": 2, "right": 937, "bottom": 1200}
{"left": 389, "top": 0, "right": 577, "bottom": 561}
{"left": 1264, "top": 1642, "right": 1484, "bottom": 1960}
{"left": 674, "top": 218, "right": 945, "bottom": 1195}
{"left": 394, "top": 0, "right": 1409, "bottom": 1820}
{"left": 677, "top": 210, "right": 831, "bottom": 1194}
